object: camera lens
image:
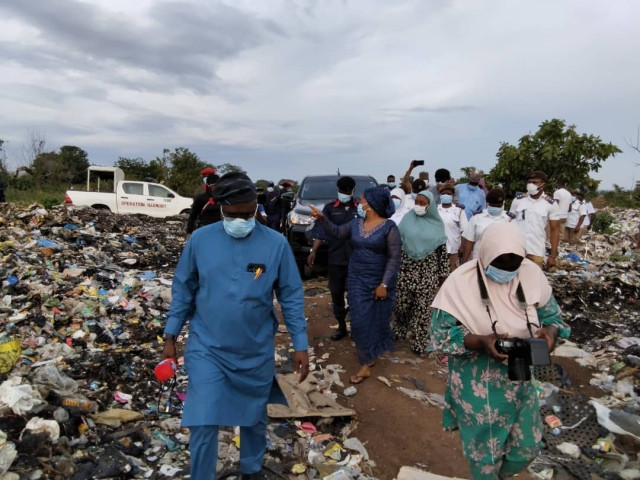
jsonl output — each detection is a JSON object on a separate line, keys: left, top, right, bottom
{"left": 508, "top": 356, "right": 531, "bottom": 381}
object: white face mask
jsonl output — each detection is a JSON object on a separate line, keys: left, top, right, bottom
{"left": 414, "top": 205, "right": 427, "bottom": 216}
{"left": 526, "top": 183, "right": 541, "bottom": 196}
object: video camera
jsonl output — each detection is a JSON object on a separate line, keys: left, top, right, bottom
{"left": 495, "top": 337, "right": 550, "bottom": 381}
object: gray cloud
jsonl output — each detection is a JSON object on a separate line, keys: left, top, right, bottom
{"left": 0, "top": 0, "right": 280, "bottom": 93}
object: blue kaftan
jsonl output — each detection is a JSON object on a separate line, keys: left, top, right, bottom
{"left": 165, "top": 222, "right": 308, "bottom": 427}
{"left": 318, "top": 217, "right": 402, "bottom": 364}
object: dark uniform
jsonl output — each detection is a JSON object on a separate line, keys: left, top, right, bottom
{"left": 264, "top": 189, "right": 281, "bottom": 231}
{"left": 186, "top": 191, "right": 221, "bottom": 233}
{"left": 321, "top": 198, "right": 359, "bottom": 334}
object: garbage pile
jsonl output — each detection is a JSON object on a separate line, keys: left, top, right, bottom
{"left": 525, "top": 209, "right": 640, "bottom": 480}
{"left": 0, "top": 203, "right": 372, "bottom": 480}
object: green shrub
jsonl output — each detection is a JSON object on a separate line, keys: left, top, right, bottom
{"left": 592, "top": 211, "right": 616, "bottom": 234}
{"left": 39, "top": 196, "right": 63, "bottom": 209}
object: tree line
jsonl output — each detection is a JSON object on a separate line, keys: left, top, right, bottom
{"left": 0, "top": 118, "right": 627, "bottom": 201}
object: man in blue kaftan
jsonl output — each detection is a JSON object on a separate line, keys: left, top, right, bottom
{"left": 163, "top": 172, "right": 309, "bottom": 480}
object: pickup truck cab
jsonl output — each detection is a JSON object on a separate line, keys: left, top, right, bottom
{"left": 65, "top": 166, "right": 192, "bottom": 218}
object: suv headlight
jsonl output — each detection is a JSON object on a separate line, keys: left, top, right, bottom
{"left": 289, "top": 211, "right": 312, "bottom": 226}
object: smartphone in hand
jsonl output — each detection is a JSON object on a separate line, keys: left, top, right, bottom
{"left": 412, "top": 159, "right": 425, "bottom": 167}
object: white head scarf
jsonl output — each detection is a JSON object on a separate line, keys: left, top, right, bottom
{"left": 390, "top": 187, "right": 411, "bottom": 225}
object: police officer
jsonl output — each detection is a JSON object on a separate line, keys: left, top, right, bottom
{"left": 264, "top": 181, "right": 281, "bottom": 231}
{"left": 307, "top": 176, "right": 358, "bottom": 340}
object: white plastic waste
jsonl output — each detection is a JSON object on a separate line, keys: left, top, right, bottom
{"left": 0, "top": 377, "right": 46, "bottom": 415}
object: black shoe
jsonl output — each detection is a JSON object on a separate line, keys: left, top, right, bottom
{"left": 330, "top": 329, "right": 348, "bottom": 341}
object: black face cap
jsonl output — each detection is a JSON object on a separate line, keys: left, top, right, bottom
{"left": 213, "top": 172, "right": 257, "bottom": 205}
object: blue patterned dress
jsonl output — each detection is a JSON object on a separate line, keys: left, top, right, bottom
{"left": 319, "top": 217, "right": 402, "bottom": 364}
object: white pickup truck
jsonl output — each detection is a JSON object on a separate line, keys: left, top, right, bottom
{"left": 65, "top": 166, "right": 193, "bottom": 218}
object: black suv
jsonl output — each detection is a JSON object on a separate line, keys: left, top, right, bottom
{"left": 284, "top": 174, "right": 379, "bottom": 277}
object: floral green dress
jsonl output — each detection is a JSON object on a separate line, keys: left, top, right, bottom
{"left": 431, "top": 295, "right": 570, "bottom": 480}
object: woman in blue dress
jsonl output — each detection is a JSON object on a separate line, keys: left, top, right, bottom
{"left": 310, "top": 187, "right": 402, "bottom": 384}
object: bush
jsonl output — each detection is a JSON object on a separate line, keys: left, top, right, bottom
{"left": 592, "top": 211, "right": 616, "bottom": 234}
{"left": 39, "top": 196, "right": 63, "bottom": 209}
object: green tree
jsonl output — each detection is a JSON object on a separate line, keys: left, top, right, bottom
{"left": 115, "top": 157, "right": 151, "bottom": 180}
{"left": 59, "top": 146, "right": 90, "bottom": 183}
{"left": 163, "top": 148, "right": 206, "bottom": 196}
{"left": 488, "top": 119, "right": 621, "bottom": 198}
{"left": 214, "top": 163, "right": 246, "bottom": 176}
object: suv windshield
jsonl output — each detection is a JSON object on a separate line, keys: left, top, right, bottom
{"left": 299, "top": 177, "right": 378, "bottom": 201}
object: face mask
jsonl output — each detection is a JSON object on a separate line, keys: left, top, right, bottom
{"left": 526, "top": 183, "right": 541, "bottom": 196}
{"left": 388, "top": 182, "right": 396, "bottom": 189}
{"left": 440, "top": 194, "right": 453, "bottom": 204}
{"left": 414, "top": 205, "right": 427, "bottom": 216}
{"left": 223, "top": 217, "right": 256, "bottom": 239}
{"left": 357, "top": 204, "right": 368, "bottom": 218}
{"left": 338, "top": 192, "right": 352, "bottom": 203}
{"left": 267, "top": 187, "right": 274, "bottom": 193}
{"left": 485, "top": 265, "right": 519, "bottom": 284}
{"left": 278, "top": 185, "right": 284, "bottom": 190}
{"left": 392, "top": 198, "right": 401, "bottom": 209}
{"left": 411, "top": 193, "right": 417, "bottom": 200}
{"left": 487, "top": 206, "right": 503, "bottom": 216}
{"left": 571, "top": 196, "right": 577, "bottom": 203}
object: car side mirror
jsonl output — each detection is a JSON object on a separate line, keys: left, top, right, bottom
{"left": 281, "top": 192, "right": 294, "bottom": 201}
{"left": 168, "top": 193, "right": 175, "bottom": 198}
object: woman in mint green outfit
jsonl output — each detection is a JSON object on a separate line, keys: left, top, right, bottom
{"left": 430, "top": 223, "right": 570, "bottom": 479}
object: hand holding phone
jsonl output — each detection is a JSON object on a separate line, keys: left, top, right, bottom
{"left": 411, "top": 159, "right": 425, "bottom": 168}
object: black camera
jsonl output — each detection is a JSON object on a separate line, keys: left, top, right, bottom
{"left": 495, "top": 338, "right": 550, "bottom": 381}
{"left": 412, "top": 159, "right": 425, "bottom": 166}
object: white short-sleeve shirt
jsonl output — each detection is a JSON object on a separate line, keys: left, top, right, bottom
{"left": 553, "top": 188, "right": 572, "bottom": 219}
{"left": 582, "top": 202, "right": 595, "bottom": 227}
{"left": 566, "top": 200, "right": 587, "bottom": 228}
{"left": 462, "top": 210, "right": 512, "bottom": 259}
{"left": 438, "top": 205, "right": 468, "bottom": 254}
{"left": 509, "top": 194, "right": 561, "bottom": 257}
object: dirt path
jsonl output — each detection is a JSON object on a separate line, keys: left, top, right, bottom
{"left": 301, "top": 277, "right": 597, "bottom": 480}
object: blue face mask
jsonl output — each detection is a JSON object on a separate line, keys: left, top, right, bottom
{"left": 392, "top": 198, "right": 401, "bottom": 209}
{"left": 338, "top": 192, "right": 352, "bottom": 203}
{"left": 222, "top": 208, "right": 257, "bottom": 238}
{"left": 485, "top": 265, "right": 519, "bottom": 284}
{"left": 571, "top": 196, "right": 577, "bottom": 202}
{"left": 357, "top": 204, "right": 367, "bottom": 218}
{"left": 440, "top": 194, "right": 453, "bottom": 204}
{"left": 487, "top": 206, "right": 503, "bottom": 216}
{"left": 267, "top": 187, "right": 274, "bottom": 193}
{"left": 411, "top": 193, "right": 417, "bottom": 200}
{"left": 388, "top": 182, "right": 396, "bottom": 189}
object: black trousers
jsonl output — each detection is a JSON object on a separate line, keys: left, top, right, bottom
{"left": 328, "top": 264, "right": 348, "bottom": 331}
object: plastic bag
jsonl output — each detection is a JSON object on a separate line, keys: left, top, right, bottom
{"left": 0, "top": 377, "right": 45, "bottom": 415}
{"left": 0, "top": 337, "right": 21, "bottom": 374}
{"left": 34, "top": 365, "right": 78, "bottom": 396}
{"left": 21, "top": 417, "right": 60, "bottom": 442}
{"left": 0, "top": 441, "right": 17, "bottom": 474}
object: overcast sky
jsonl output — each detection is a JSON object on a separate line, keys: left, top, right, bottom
{"left": 1, "top": 0, "right": 640, "bottom": 189}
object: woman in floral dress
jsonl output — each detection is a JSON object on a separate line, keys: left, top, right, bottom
{"left": 430, "top": 223, "right": 570, "bottom": 479}
{"left": 394, "top": 190, "right": 449, "bottom": 354}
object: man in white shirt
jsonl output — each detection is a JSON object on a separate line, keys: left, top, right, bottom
{"left": 509, "top": 170, "right": 561, "bottom": 270}
{"left": 437, "top": 184, "right": 468, "bottom": 271}
{"left": 461, "top": 188, "right": 511, "bottom": 263}
{"left": 581, "top": 199, "right": 596, "bottom": 235}
{"left": 566, "top": 191, "right": 587, "bottom": 244}
{"left": 553, "top": 181, "right": 572, "bottom": 240}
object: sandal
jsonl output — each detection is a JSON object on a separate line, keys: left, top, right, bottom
{"left": 349, "top": 374, "right": 370, "bottom": 385}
